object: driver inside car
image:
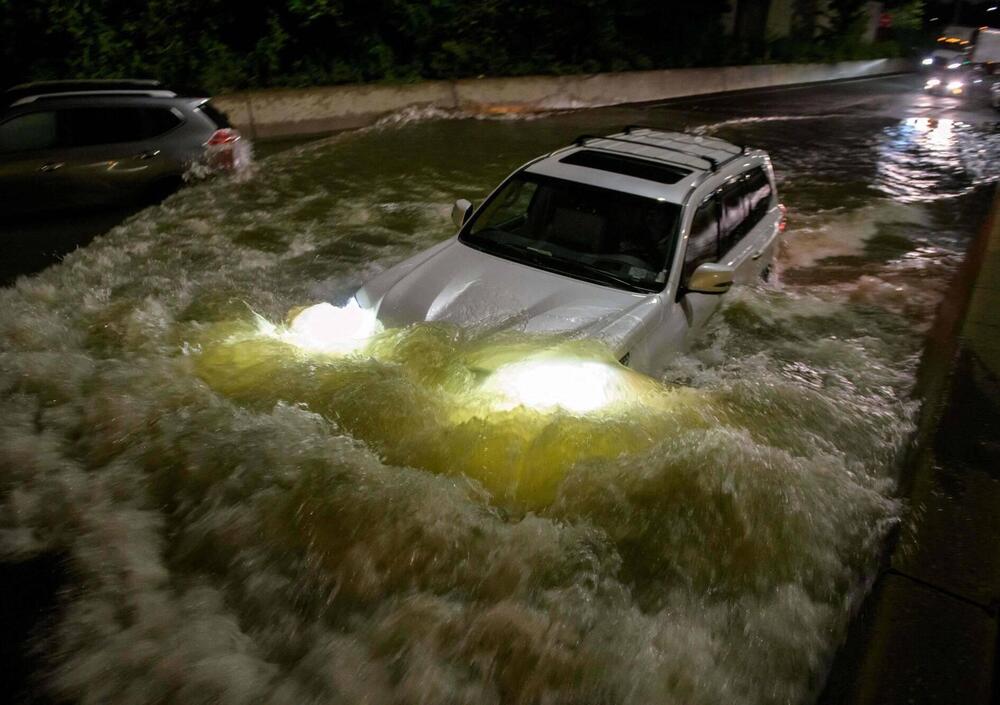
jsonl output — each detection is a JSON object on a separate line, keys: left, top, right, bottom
{"left": 614, "top": 203, "right": 673, "bottom": 267}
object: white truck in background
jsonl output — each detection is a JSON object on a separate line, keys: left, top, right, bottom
{"left": 922, "top": 25, "right": 977, "bottom": 69}
{"left": 971, "top": 28, "right": 1000, "bottom": 73}
{"left": 922, "top": 25, "right": 1000, "bottom": 101}
{"left": 921, "top": 25, "right": 999, "bottom": 72}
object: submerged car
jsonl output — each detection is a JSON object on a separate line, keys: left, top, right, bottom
{"left": 350, "top": 127, "right": 784, "bottom": 379}
{"left": 923, "top": 73, "right": 967, "bottom": 96}
{"left": 0, "top": 80, "right": 243, "bottom": 214}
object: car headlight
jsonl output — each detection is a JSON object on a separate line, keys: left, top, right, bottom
{"left": 281, "top": 297, "right": 381, "bottom": 354}
{"left": 947, "top": 62, "right": 962, "bottom": 69}
{"left": 922, "top": 57, "right": 934, "bottom": 66}
{"left": 947, "top": 80, "right": 963, "bottom": 92}
{"left": 482, "top": 358, "right": 631, "bottom": 414}
{"left": 925, "top": 78, "right": 941, "bottom": 88}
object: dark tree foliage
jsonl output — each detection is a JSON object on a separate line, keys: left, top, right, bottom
{"left": 0, "top": 0, "right": 899, "bottom": 93}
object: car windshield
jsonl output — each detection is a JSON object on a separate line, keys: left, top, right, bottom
{"left": 459, "top": 173, "right": 680, "bottom": 293}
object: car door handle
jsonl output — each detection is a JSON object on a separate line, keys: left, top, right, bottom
{"left": 38, "top": 162, "right": 64, "bottom": 173}
{"left": 134, "top": 150, "right": 160, "bottom": 160}
{"left": 751, "top": 248, "right": 766, "bottom": 260}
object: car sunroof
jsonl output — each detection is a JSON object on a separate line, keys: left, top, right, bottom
{"left": 559, "top": 150, "right": 690, "bottom": 184}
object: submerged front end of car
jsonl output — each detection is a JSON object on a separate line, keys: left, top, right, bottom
{"left": 355, "top": 238, "right": 662, "bottom": 367}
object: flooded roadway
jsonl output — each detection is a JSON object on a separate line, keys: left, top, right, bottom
{"left": 1, "top": 74, "right": 999, "bottom": 704}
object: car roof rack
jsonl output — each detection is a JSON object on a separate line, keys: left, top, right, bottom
{"left": 622, "top": 125, "right": 746, "bottom": 172}
{"left": 623, "top": 125, "right": 744, "bottom": 152}
{"left": 4, "top": 80, "right": 175, "bottom": 107}
{"left": 574, "top": 134, "right": 721, "bottom": 170}
{"left": 571, "top": 135, "right": 709, "bottom": 172}
{"left": 573, "top": 128, "right": 746, "bottom": 173}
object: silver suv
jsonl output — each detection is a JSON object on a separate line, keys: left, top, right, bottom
{"left": 318, "top": 127, "right": 786, "bottom": 386}
{"left": 0, "top": 80, "right": 244, "bottom": 214}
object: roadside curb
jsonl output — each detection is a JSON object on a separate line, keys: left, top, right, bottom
{"left": 819, "top": 184, "right": 1000, "bottom": 705}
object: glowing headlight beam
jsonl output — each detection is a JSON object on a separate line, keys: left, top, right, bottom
{"left": 265, "top": 298, "right": 381, "bottom": 354}
{"left": 921, "top": 57, "right": 933, "bottom": 65}
{"left": 482, "top": 358, "right": 631, "bottom": 414}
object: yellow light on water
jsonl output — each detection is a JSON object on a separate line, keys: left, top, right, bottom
{"left": 278, "top": 299, "right": 380, "bottom": 354}
{"left": 482, "top": 358, "right": 631, "bottom": 414}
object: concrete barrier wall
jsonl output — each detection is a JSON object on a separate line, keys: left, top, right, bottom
{"left": 214, "top": 58, "right": 912, "bottom": 139}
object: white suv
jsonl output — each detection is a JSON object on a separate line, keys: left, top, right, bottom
{"left": 350, "top": 127, "right": 783, "bottom": 378}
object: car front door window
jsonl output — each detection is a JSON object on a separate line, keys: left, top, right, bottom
{"left": 682, "top": 197, "right": 719, "bottom": 282}
{"left": 0, "top": 112, "right": 58, "bottom": 153}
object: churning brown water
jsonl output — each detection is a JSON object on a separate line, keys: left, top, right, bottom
{"left": 1, "top": 107, "right": 998, "bottom": 704}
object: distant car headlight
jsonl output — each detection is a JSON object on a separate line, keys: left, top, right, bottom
{"left": 281, "top": 298, "right": 381, "bottom": 354}
{"left": 947, "top": 61, "right": 963, "bottom": 69}
{"left": 925, "top": 78, "right": 942, "bottom": 88}
{"left": 922, "top": 57, "right": 934, "bottom": 66}
{"left": 482, "top": 358, "right": 631, "bottom": 414}
{"left": 947, "top": 80, "right": 964, "bottom": 92}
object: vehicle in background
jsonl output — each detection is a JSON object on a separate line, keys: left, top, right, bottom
{"left": 921, "top": 25, "right": 977, "bottom": 70}
{"left": 923, "top": 73, "right": 968, "bottom": 96}
{"left": 921, "top": 26, "right": 1000, "bottom": 74}
{"left": 971, "top": 28, "right": 1000, "bottom": 73}
{"left": 0, "top": 80, "right": 245, "bottom": 215}
{"left": 353, "top": 127, "right": 784, "bottom": 378}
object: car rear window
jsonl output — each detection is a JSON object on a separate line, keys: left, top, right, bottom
{"left": 196, "top": 102, "right": 231, "bottom": 129}
{"left": 144, "top": 108, "right": 183, "bottom": 137}
{"left": 58, "top": 107, "right": 182, "bottom": 147}
{"left": 0, "top": 106, "right": 183, "bottom": 152}
{"left": 61, "top": 107, "right": 147, "bottom": 146}
{"left": 559, "top": 149, "right": 691, "bottom": 184}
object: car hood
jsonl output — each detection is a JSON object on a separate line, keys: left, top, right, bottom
{"left": 359, "top": 240, "right": 661, "bottom": 352}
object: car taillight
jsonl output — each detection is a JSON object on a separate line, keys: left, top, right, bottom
{"left": 778, "top": 203, "right": 788, "bottom": 232}
{"left": 207, "top": 128, "right": 240, "bottom": 146}
{"left": 205, "top": 128, "right": 243, "bottom": 170}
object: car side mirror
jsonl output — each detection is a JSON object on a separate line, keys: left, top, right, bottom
{"left": 451, "top": 198, "right": 473, "bottom": 228}
{"left": 686, "top": 262, "right": 735, "bottom": 295}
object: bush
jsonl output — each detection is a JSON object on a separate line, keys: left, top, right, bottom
{"left": 0, "top": 0, "right": 908, "bottom": 94}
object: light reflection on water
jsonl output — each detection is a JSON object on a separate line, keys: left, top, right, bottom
{"left": 874, "top": 117, "right": 1000, "bottom": 203}
{"left": 0, "top": 108, "right": 998, "bottom": 705}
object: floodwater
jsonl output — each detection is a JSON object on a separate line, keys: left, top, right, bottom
{"left": 1, "top": 105, "right": 998, "bottom": 705}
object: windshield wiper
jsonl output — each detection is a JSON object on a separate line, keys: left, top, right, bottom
{"left": 463, "top": 233, "right": 654, "bottom": 292}
{"left": 535, "top": 252, "right": 654, "bottom": 292}
{"left": 464, "top": 235, "right": 545, "bottom": 264}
